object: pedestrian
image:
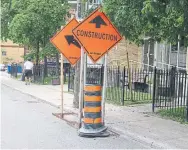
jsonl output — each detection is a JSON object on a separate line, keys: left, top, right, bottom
{"left": 23, "top": 58, "right": 34, "bottom": 85}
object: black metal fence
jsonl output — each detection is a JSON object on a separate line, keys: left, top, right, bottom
{"left": 86, "top": 65, "right": 103, "bottom": 85}
{"left": 152, "top": 67, "right": 188, "bottom": 121}
{"left": 32, "top": 65, "right": 61, "bottom": 85}
{"left": 33, "top": 65, "right": 45, "bottom": 84}
{"left": 106, "top": 66, "right": 153, "bottom": 105}
{"left": 68, "top": 66, "right": 75, "bottom": 92}
{"left": 67, "top": 65, "right": 153, "bottom": 105}
{"left": 67, "top": 65, "right": 103, "bottom": 92}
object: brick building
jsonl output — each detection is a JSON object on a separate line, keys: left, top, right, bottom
{"left": 0, "top": 40, "right": 25, "bottom": 64}
{"left": 107, "top": 38, "right": 142, "bottom": 68}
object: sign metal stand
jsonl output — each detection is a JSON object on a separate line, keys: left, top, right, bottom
{"left": 73, "top": 7, "right": 122, "bottom": 131}
{"left": 102, "top": 53, "right": 107, "bottom": 124}
{"left": 50, "top": 18, "right": 81, "bottom": 116}
{"left": 78, "top": 46, "right": 85, "bottom": 128}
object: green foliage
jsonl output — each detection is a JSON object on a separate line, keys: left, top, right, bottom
{"left": 23, "top": 50, "right": 36, "bottom": 61}
{"left": 8, "top": 0, "right": 69, "bottom": 44}
{"left": 40, "top": 42, "right": 59, "bottom": 58}
{"left": 1, "top": 0, "right": 14, "bottom": 41}
{"left": 103, "top": 0, "right": 188, "bottom": 46}
{"left": 103, "top": 0, "right": 146, "bottom": 45}
{"left": 142, "top": 0, "right": 187, "bottom": 45}
{"left": 1, "top": 0, "right": 69, "bottom": 58}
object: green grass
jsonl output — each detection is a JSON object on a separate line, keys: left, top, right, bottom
{"left": 43, "top": 77, "right": 52, "bottom": 85}
{"left": 43, "top": 76, "right": 68, "bottom": 85}
{"left": 16, "top": 75, "right": 22, "bottom": 79}
{"left": 106, "top": 87, "right": 152, "bottom": 105}
{"left": 157, "top": 107, "right": 188, "bottom": 124}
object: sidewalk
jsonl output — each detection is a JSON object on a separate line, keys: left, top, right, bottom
{"left": 1, "top": 74, "right": 188, "bottom": 149}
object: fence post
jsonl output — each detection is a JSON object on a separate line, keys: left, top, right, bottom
{"left": 100, "top": 65, "right": 104, "bottom": 86}
{"left": 11, "top": 64, "right": 13, "bottom": 77}
{"left": 122, "top": 66, "right": 126, "bottom": 105}
{"left": 72, "top": 73, "right": 75, "bottom": 92}
{"left": 186, "top": 99, "right": 188, "bottom": 122}
{"left": 186, "top": 103, "right": 188, "bottom": 122}
{"left": 186, "top": 73, "right": 188, "bottom": 122}
{"left": 68, "top": 66, "right": 71, "bottom": 92}
{"left": 64, "top": 68, "right": 66, "bottom": 84}
{"left": 152, "top": 67, "right": 157, "bottom": 112}
{"left": 117, "top": 66, "right": 120, "bottom": 87}
{"left": 15, "top": 64, "right": 18, "bottom": 78}
{"left": 33, "top": 65, "right": 36, "bottom": 82}
{"left": 42, "top": 65, "right": 45, "bottom": 84}
{"left": 11, "top": 64, "right": 14, "bottom": 78}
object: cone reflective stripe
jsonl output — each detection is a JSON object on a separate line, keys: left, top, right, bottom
{"left": 84, "top": 107, "right": 101, "bottom": 113}
{"left": 84, "top": 96, "right": 102, "bottom": 102}
{"left": 78, "top": 84, "right": 109, "bottom": 137}
{"left": 84, "top": 118, "right": 101, "bottom": 124}
{"left": 84, "top": 85, "right": 102, "bottom": 91}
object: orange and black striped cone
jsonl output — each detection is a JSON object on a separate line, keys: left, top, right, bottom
{"left": 78, "top": 84, "right": 110, "bottom": 137}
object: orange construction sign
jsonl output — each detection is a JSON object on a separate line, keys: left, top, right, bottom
{"left": 50, "top": 18, "right": 81, "bottom": 65}
{"left": 72, "top": 8, "right": 122, "bottom": 63}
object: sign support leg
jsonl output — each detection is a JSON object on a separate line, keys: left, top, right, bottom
{"left": 102, "top": 53, "right": 107, "bottom": 125}
{"left": 78, "top": 47, "right": 84, "bottom": 128}
{"left": 84, "top": 54, "right": 87, "bottom": 85}
{"left": 61, "top": 54, "right": 64, "bottom": 116}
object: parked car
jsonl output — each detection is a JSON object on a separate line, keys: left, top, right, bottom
{"left": 0, "top": 64, "right": 6, "bottom": 71}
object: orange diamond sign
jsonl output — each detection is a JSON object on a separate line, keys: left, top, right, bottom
{"left": 50, "top": 18, "right": 81, "bottom": 65}
{"left": 72, "top": 8, "right": 122, "bottom": 63}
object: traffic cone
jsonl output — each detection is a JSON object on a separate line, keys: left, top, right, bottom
{"left": 78, "top": 84, "right": 110, "bottom": 137}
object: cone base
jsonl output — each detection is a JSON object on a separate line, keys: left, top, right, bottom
{"left": 78, "top": 126, "right": 110, "bottom": 137}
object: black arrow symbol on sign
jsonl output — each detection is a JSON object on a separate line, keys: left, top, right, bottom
{"left": 89, "top": 15, "right": 107, "bottom": 28}
{"left": 65, "top": 35, "right": 81, "bottom": 49}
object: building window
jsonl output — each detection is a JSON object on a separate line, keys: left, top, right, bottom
{"left": 2, "top": 51, "right": 6, "bottom": 56}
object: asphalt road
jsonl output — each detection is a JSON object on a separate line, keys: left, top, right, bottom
{"left": 1, "top": 84, "right": 148, "bottom": 149}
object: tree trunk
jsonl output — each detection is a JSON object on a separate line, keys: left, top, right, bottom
{"left": 44, "top": 56, "right": 47, "bottom": 77}
{"left": 36, "top": 41, "right": 39, "bottom": 65}
{"left": 55, "top": 52, "right": 59, "bottom": 76}
{"left": 73, "top": 60, "right": 80, "bottom": 108}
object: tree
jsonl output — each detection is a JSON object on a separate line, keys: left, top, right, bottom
{"left": 103, "top": 0, "right": 188, "bottom": 46}
{"left": 142, "top": 0, "right": 188, "bottom": 46}
{"left": 103, "top": 0, "right": 146, "bottom": 45}
{"left": 1, "top": 0, "right": 15, "bottom": 41}
{"left": 2, "top": 0, "right": 69, "bottom": 64}
{"left": 73, "top": 60, "right": 81, "bottom": 108}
